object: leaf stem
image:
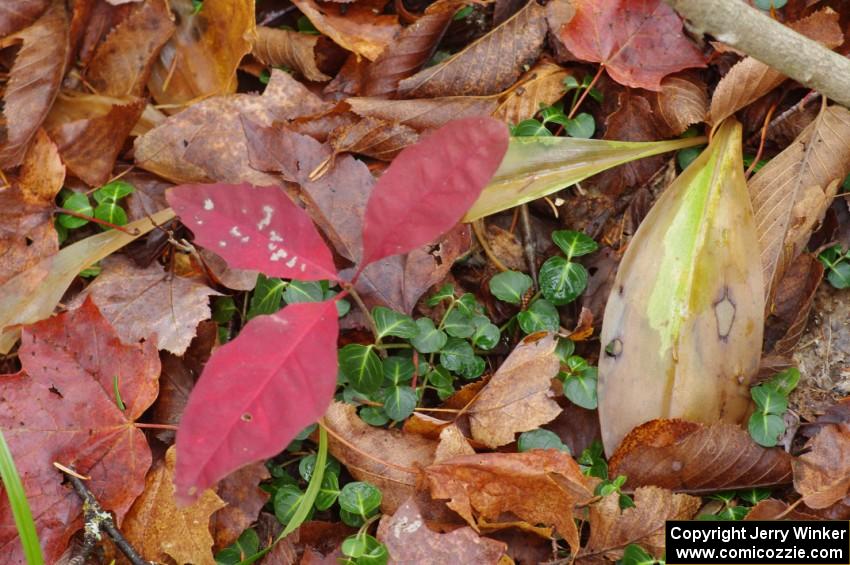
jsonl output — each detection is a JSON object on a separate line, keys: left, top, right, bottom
{"left": 344, "top": 284, "right": 382, "bottom": 348}
{"left": 567, "top": 64, "right": 604, "bottom": 120}
{"left": 54, "top": 207, "right": 140, "bottom": 235}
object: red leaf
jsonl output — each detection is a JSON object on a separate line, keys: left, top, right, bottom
{"left": 167, "top": 183, "right": 338, "bottom": 281}
{"left": 175, "top": 300, "right": 339, "bottom": 502}
{"left": 560, "top": 0, "right": 705, "bottom": 91}
{"left": 360, "top": 117, "right": 508, "bottom": 266}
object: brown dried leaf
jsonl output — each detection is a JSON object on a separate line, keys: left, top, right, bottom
{"left": 435, "top": 425, "right": 475, "bottom": 463}
{"left": 323, "top": 402, "right": 436, "bottom": 514}
{"left": 377, "top": 499, "right": 507, "bottom": 564}
{"left": 0, "top": 0, "right": 48, "bottom": 36}
{"left": 73, "top": 255, "right": 219, "bottom": 355}
{"left": 793, "top": 423, "right": 850, "bottom": 509}
{"left": 744, "top": 499, "right": 820, "bottom": 520}
{"left": 148, "top": 0, "right": 255, "bottom": 106}
{"left": 648, "top": 72, "right": 707, "bottom": 136}
{"left": 710, "top": 9, "right": 842, "bottom": 124}
{"left": 609, "top": 420, "right": 793, "bottom": 493}
{"left": 347, "top": 96, "right": 498, "bottom": 130}
{"left": 328, "top": 116, "right": 419, "bottom": 161}
{"left": 0, "top": 0, "right": 68, "bottom": 168}
{"left": 469, "top": 333, "right": 561, "bottom": 448}
{"left": 493, "top": 61, "right": 570, "bottom": 126}
{"left": 398, "top": 0, "right": 547, "bottom": 97}
{"left": 84, "top": 0, "right": 175, "bottom": 97}
{"left": 212, "top": 462, "right": 270, "bottom": 550}
{"left": 253, "top": 26, "right": 331, "bottom": 82}
{"left": 425, "top": 450, "right": 594, "bottom": 553}
{"left": 764, "top": 253, "right": 823, "bottom": 356}
{"left": 123, "top": 446, "right": 226, "bottom": 565}
{"left": 292, "top": 0, "right": 399, "bottom": 61}
{"left": 580, "top": 487, "right": 700, "bottom": 562}
{"left": 750, "top": 105, "right": 850, "bottom": 301}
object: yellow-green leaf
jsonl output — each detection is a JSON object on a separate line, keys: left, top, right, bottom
{"left": 462, "top": 135, "right": 706, "bottom": 221}
{"left": 597, "top": 120, "right": 763, "bottom": 455}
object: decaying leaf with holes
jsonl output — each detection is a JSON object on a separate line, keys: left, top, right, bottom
{"left": 597, "top": 120, "right": 764, "bottom": 455}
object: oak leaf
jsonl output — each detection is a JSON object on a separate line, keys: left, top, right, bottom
{"left": 793, "top": 423, "right": 850, "bottom": 509}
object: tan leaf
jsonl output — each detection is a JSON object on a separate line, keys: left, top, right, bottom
{"left": 469, "top": 333, "right": 561, "bottom": 448}
{"left": 0, "top": 0, "right": 68, "bottom": 168}
{"left": 148, "top": 0, "right": 255, "bottom": 107}
{"left": 493, "top": 61, "right": 571, "bottom": 125}
{"left": 435, "top": 425, "right": 475, "bottom": 463}
{"left": 608, "top": 420, "right": 793, "bottom": 493}
{"left": 744, "top": 498, "right": 819, "bottom": 520}
{"left": 424, "top": 450, "right": 594, "bottom": 553}
{"left": 377, "top": 499, "right": 507, "bottom": 564}
{"left": 764, "top": 253, "right": 823, "bottom": 356}
{"left": 72, "top": 255, "right": 220, "bottom": 355}
{"left": 793, "top": 423, "right": 850, "bottom": 509}
{"left": 710, "top": 9, "right": 842, "bottom": 124}
{"left": 291, "top": 0, "right": 399, "bottom": 61}
{"left": 212, "top": 462, "right": 270, "bottom": 550}
{"left": 398, "top": 0, "right": 547, "bottom": 97}
{"left": 252, "top": 26, "right": 331, "bottom": 82}
{"left": 648, "top": 72, "right": 708, "bottom": 136}
{"left": 323, "top": 402, "right": 436, "bottom": 514}
{"left": 749, "top": 104, "right": 850, "bottom": 302}
{"left": 85, "top": 0, "right": 175, "bottom": 97}
{"left": 123, "top": 446, "right": 226, "bottom": 565}
{"left": 328, "top": 116, "right": 419, "bottom": 161}
{"left": 580, "top": 487, "right": 700, "bottom": 562}
{"left": 346, "top": 96, "right": 498, "bottom": 130}
{"left": 0, "top": 0, "right": 48, "bottom": 36}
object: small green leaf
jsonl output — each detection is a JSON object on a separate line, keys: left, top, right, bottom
{"left": 427, "top": 365, "right": 453, "bottom": 388}
{"left": 58, "top": 192, "right": 93, "bottom": 228}
{"left": 517, "top": 299, "right": 559, "bottom": 333}
{"left": 315, "top": 472, "right": 340, "bottom": 511}
{"left": 247, "top": 275, "right": 285, "bottom": 319}
{"left": 453, "top": 4, "right": 473, "bottom": 20}
{"left": 539, "top": 257, "right": 588, "bottom": 305}
{"left": 677, "top": 145, "right": 705, "bottom": 171}
{"left": 748, "top": 412, "right": 785, "bottom": 447}
{"left": 93, "top": 180, "right": 134, "bottom": 204}
{"left": 552, "top": 230, "right": 597, "bottom": 260}
{"left": 339, "top": 482, "right": 382, "bottom": 517}
{"left": 215, "top": 528, "right": 259, "bottom": 564}
{"left": 620, "top": 544, "right": 658, "bottom": 565}
{"left": 512, "top": 119, "right": 551, "bottom": 137}
{"left": 339, "top": 344, "right": 382, "bottom": 394}
{"left": 754, "top": 0, "right": 787, "bottom": 9}
{"left": 766, "top": 367, "right": 800, "bottom": 397}
{"left": 443, "top": 309, "right": 475, "bottom": 338}
{"left": 563, "top": 76, "right": 580, "bottom": 91}
{"left": 427, "top": 284, "right": 455, "bottom": 306}
{"left": 439, "top": 338, "right": 475, "bottom": 373}
{"left": 751, "top": 385, "right": 787, "bottom": 415}
{"left": 410, "top": 318, "right": 447, "bottom": 353}
{"left": 555, "top": 338, "right": 575, "bottom": 362}
{"left": 517, "top": 429, "right": 570, "bottom": 453}
{"left": 472, "top": 320, "right": 500, "bottom": 350}
{"left": 738, "top": 487, "right": 771, "bottom": 506}
{"left": 342, "top": 533, "right": 389, "bottom": 565}
{"left": 382, "top": 356, "right": 415, "bottom": 385}
{"left": 359, "top": 406, "right": 389, "bottom": 426}
{"left": 565, "top": 112, "right": 595, "bottom": 138}
{"left": 456, "top": 294, "right": 483, "bottom": 316}
{"left": 212, "top": 296, "right": 237, "bottom": 324}
{"left": 578, "top": 441, "right": 608, "bottom": 479}
{"left": 563, "top": 368, "right": 598, "bottom": 409}
{"left": 827, "top": 262, "right": 850, "bottom": 289}
{"left": 489, "top": 271, "right": 533, "bottom": 304}
{"left": 298, "top": 454, "right": 340, "bottom": 482}
{"left": 274, "top": 485, "right": 312, "bottom": 525}
{"left": 373, "top": 307, "right": 418, "bottom": 339}
{"left": 458, "top": 355, "right": 486, "bottom": 379}
{"left": 94, "top": 201, "right": 129, "bottom": 228}
{"left": 283, "top": 280, "right": 323, "bottom": 304}
{"left": 384, "top": 386, "right": 417, "bottom": 420}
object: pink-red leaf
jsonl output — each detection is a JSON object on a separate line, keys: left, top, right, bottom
{"left": 166, "top": 183, "right": 338, "bottom": 281}
{"left": 360, "top": 117, "right": 509, "bottom": 266}
{"left": 175, "top": 300, "right": 339, "bottom": 502}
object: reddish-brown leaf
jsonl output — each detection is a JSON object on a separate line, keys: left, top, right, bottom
{"left": 744, "top": 499, "right": 820, "bottom": 521}
{"left": 291, "top": 0, "right": 399, "bottom": 61}
{"left": 608, "top": 420, "right": 793, "bottom": 493}
{"left": 0, "top": 298, "right": 160, "bottom": 563}
{"left": 328, "top": 117, "right": 420, "bottom": 161}
{"left": 252, "top": 26, "right": 332, "bottom": 82}
{"left": 648, "top": 72, "right": 708, "bottom": 136}
{"left": 0, "top": 0, "right": 49, "bottom": 37}
{"left": 793, "top": 423, "right": 850, "bottom": 509}
{"left": 211, "top": 462, "right": 270, "bottom": 550}
{"left": 347, "top": 96, "right": 499, "bottom": 130}
{"left": 560, "top": 0, "right": 704, "bottom": 91}
{"left": 764, "top": 253, "right": 823, "bottom": 356}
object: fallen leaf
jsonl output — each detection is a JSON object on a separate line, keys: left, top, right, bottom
{"left": 72, "top": 255, "right": 219, "bottom": 355}
{"left": 377, "top": 499, "right": 507, "bottom": 564}
{"left": 560, "top": 0, "right": 704, "bottom": 90}
{"left": 764, "top": 254, "right": 823, "bottom": 356}
{"left": 398, "top": 1, "right": 548, "bottom": 97}
{"left": 324, "top": 402, "right": 436, "bottom": 513}
{"left": 148, "top": 0, "right": 255, "bottom": 106}
{"left": 793, "top": 423, "right": 850, "bottom": 509}
{"left": 0, "top": 0, "right": 48, "bottom": 36}
{"left": 0, "top": 0, "right": 68, "bottom": 168}
{"left": 710, "top": 9, "right": 843, "bottom": 125}
{"left": 252, "top": 26, "right": 331, "bottom": 82}
{"left": 435, "top": 425, "right": 475, "bottom": 463}
{"left": 425, "top": 450, "right": 594, "bottom": 553}
{"left": 292, "top": 0, "right": 399, "bottom": 61}
{"left": 648, "top": 72, "right": 708, "bottom": 136}
{"left": 123, "top": 446, "right": 226, "bottom": 565}
{"left": 608, "top": 420, "right": 793, "bottom": 493}
{"left": 347, "top": 96, "right": 499, "bottom": 130}
{"left": 493, "top": 61, "right": 571, "bottom": 126}
{"left": 580, "top": 487, "right": 700, "bottom": 562}
{"left": 328, "top": 117, "right": 420, "bottom": 161}
{"left": 212, "top": 462, "right": 270, "bottom": 550}
{"left": 0, "top": 298, "right": 160, "bottom": 563}
{"left": 745, "top": 499, "right": 819, "bottom": 521}
{"left": 469, "top": 333, "right": 561, "bottom": 448}
{"left": 750, "top": 104, "right": 850, "bottom": 301}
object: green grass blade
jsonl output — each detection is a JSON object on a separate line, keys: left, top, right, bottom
{"left": 0, "top": 430, "right": 43, "bottom": 565}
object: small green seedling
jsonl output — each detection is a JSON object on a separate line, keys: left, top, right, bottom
{"left": 620, "top": 544, "right": 664, "bottom": 565}
{"left": 819, "top": 245, "right": 850, "bottom": 289}
{"left": 747, "top": 368, "right": 799, "bottom": 447}
{"left": 517, "top": 428, "right": 570, "bottom": 453}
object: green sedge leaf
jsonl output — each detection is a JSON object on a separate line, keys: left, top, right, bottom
{"left": 274, "top": 485, "right": 312, "bottom": 525}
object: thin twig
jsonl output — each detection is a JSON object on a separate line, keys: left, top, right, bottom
{"left": 472, "top": 219, "right": 510, "bottom": 272}
{"left": 519, "top": 205, "right": 538, "bottom": 288}
{"left": 344, "top": 284, "right": 382, "bottom": 348}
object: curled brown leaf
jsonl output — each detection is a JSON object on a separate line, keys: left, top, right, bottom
{"left": 252, "top": 26, "right": 332, "bottom": 82}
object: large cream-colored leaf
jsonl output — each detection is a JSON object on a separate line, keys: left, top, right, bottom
{"left": 463, "top": 135, "right": 706, "bottom": 221}
{"left": 597, "top": 120, "right": 763, "bottom": 455}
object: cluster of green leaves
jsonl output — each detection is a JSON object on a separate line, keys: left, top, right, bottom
{"left": 698, "top": 488, "right": 771, "bottom": 521}
{"left": 511, "top": 76, "right": 601, "bottom": 139}
{"left": 747, "top": 368, "right": 800, "bottom": 447}
{"left": 340, "top": 531, "right": 389, "bottom": 565}
{"left": 818, "top": 245, "right": 850, "bottom": 289}
{"left": 56, "top": 180, "right": 135, "bottom": 242}
{"left": 216, "top": 528, "right": 260, "bottom": 564}
{"left": 578, "top": 441, "right": 633, "bottom": 509}
{"left": 619, "top": 544, "right": 665, "bottom": 565}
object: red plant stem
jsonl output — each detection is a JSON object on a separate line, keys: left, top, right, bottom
{"left": 134, "top": 423, "right": 179, "bottom": 431}
{"left": 567, "top": 64, "right": 605, "bottom": 120}
{"left": 745, "top": 99, "right": 779, "bottom": 179}
{"left": 54, "top": 207, "right": 140, "bottom": 235}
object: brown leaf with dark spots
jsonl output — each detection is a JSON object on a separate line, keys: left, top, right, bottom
{"left": 793, "top": 423, "right": 850, "bottom": 509}
{"left": 377, "top": 499, "right": 507, "bottom": 564}
{"left": 84, "top": 0, "right": 175, "bottom": 97}
{"left": 0, "top": 0, "right": 49, "bottom": 36}
{"left": 324, "top": 402, "right": 436, "bottom": 514}
{"left": 212, "top": 462, "right": 270, "bottom": 550}
{"left": 292, "top": 0, "right": 399, "bottom": 61}
{"left": 608, "top": 420, "right": 793, "bottom": 493}
{"left": 710, "top": 9, "right": 842, "bottom": 125}
{"left": 123, "top": 446, "right": 226, "bottom": 565}
{"left": 648, "top": 72, "right": 707, "bottom": 136}
{"left": 580, "top": 487, "right": 699, "bottom": 562}
{"left": 493, "top": 61, "right": 571, "bottom": 126}
{"left": 749, "top": 105, "right": 850, "bottom": 301}
{"left": 764, "top": 253, "right": 823, "bottom": 356}
{"left": 252, "top": 26, "right": 332, "bottom": 82}
{"left": 398, "top": 0, "right": 547, "bottom": 97}
{"left": 329, "top": 117, "right": 419, "bottom": 161}
{"left": 0, "top": 0, "right": 68, "bottom": 168}
{"left": 362, "top": 1, "right": 455, "bottom": 97}
{"left": 425, "top": 450, "right": 594, "bottom": 553}
{"left": 45, "top": 93, "right": 145, "bottom": 186}
{"left": 469, "top": 333, "right": 561, "bottom": 448}
{"left": 347, "top": 96, "right": 498, "bottom": 130}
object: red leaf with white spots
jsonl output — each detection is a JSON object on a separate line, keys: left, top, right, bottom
{"left": 560, "top": 0, "right": 705, "bottom": 91}
{"left": 174, "top": 300, "right": 339, "bottom": 502}
{"left": 166, "top": 183, "right": 338, "bottom": 281}
{"left": 360, "top": 117, "right": 509, "bottom": 266}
